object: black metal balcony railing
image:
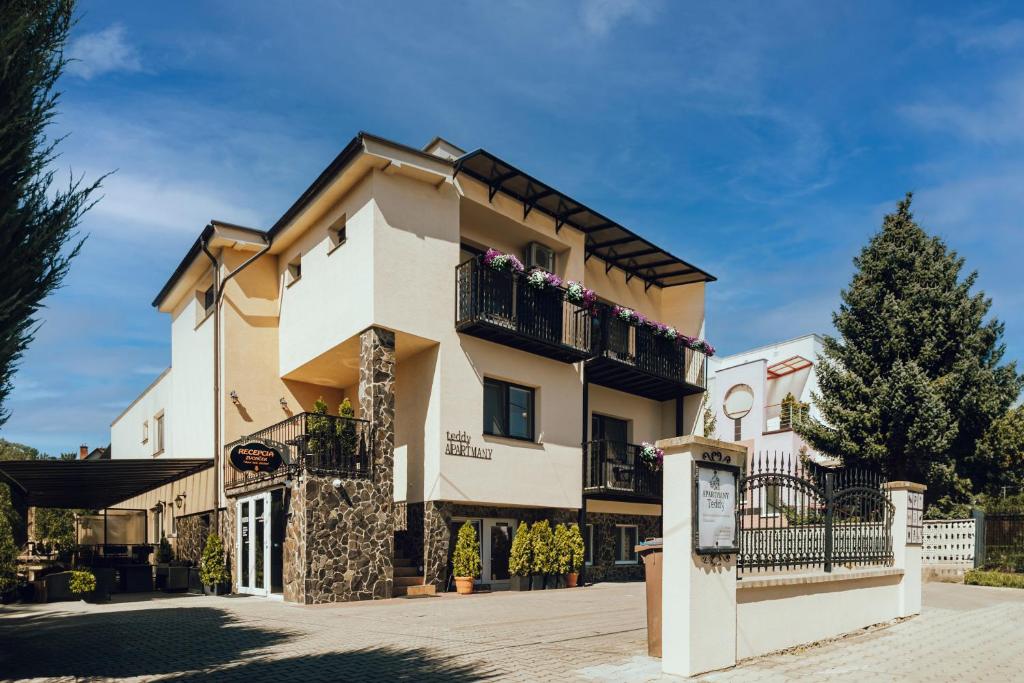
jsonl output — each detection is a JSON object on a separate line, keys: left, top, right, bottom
{"left": 455, "top": 256, "right": 592, "bottom": 363}
{"left": 586, "top": 304, "right": 707, "bottom": 400}
{"left": 224, "top": 412, "right": 371, "bottom": 490}
{"left": 584, "top": 440, "right": 662, "bottom": 501}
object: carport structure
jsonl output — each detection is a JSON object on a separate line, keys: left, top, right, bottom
{"left": 0, "top": 458, "right": 211, "bottom": 510}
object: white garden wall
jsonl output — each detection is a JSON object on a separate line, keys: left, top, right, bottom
{"left": 736, "top": 568, "right": 903, "bottom": 659}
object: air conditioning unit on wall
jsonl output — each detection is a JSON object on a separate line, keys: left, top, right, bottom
{"left": 526, "top": 242, "right": 555, "bottom": 272}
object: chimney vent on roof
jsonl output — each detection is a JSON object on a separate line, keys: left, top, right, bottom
{"left": 79, "top": 444, "right": 88, "bottom": 459}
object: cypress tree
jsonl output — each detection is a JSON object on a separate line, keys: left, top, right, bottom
{"left": 797, "top": 194, "right": 1023, "bottom": 506}
{"left": 0, "top": 0, "right": 103, "bottom": 426}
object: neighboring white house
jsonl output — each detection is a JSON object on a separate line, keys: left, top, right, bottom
{"left": 707, "top": 334, "right": 828, "bottom": 464}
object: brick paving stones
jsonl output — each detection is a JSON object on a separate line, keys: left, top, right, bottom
{"left": 1, "top": 581, "right": 1021, "bottom": 682}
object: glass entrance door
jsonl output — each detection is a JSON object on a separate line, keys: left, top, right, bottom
{"left": 236, "top": 492, "right": 271, "bottom": 596}
{"left": 450, "top": 517, "right": 517, "bottom": 589}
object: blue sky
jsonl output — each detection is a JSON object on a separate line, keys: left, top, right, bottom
{"left": 4, "top": 1, "right": 1023, "bottom": 456}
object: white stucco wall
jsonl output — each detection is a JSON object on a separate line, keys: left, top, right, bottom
{"left": 169, "top": 292, "right": 215, "bottom": 459}
{"left": 110, "top": 368, "right": 172, "bottom": 459}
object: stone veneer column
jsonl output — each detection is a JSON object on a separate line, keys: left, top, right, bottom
{"left": 357, "top": 326, "right": 396, "bottom": 598}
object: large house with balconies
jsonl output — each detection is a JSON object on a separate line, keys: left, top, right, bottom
{"left": 106, "top": 132, "right": 715, "bottom": 603}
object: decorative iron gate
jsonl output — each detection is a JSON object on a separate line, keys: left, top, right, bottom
{"left": 737, "top": 453, "right": 894, "bottom": 575}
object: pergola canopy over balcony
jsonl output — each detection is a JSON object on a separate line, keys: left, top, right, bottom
{"left": 453, "top": 149, "right": 716, "bottom": 289}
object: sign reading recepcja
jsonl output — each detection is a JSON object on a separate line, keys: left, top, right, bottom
{"left": 693, "top": 460, "right": 740, "bottom": 554}
{"left": 229, "top": 440, "right": 285, "bottom": 473}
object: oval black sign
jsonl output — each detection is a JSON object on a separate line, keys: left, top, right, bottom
{"left": 229, "top": 441, "right": 283, "bottom": 473}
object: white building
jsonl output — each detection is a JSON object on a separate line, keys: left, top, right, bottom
{"left": 708, "top": 334, "right": 828, "bottom": 463}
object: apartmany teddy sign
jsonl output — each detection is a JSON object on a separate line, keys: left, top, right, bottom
{"left": 694, "top": 462, "right": 739, "bottom": 554}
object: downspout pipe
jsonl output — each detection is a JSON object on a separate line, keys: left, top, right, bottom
{"left": 201, "top": 226, "right": 271, "bottom": 531}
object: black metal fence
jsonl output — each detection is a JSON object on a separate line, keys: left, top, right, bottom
{"left": 590, "top": 304, "right": 707, "bottom": 388}
{"left": 223, "top": 412, "right": 371, "bottom": 490}
{"left": 583, "top": 439, "right": 662, "bottom": 500}
{"left": 982, "top": 510, "right": 1024, "bottom": 572}
{"left": 455, "top": 257, "right": 591, "bottom": 355}
{"left": 738, "top": 453, "right": 894, "bottom": 575}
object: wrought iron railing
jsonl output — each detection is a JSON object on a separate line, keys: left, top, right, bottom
{"left": 590, "top": 305, "right": 707, "bottom": 389}
{"left": 737, "top": 453, "right": 893, "bottom": 575}
{"left": 764, "top": 402, "right": 811, "bottom": 432}
{"left": 982, "top": 510, "right": 1024, "bottom": 572}
{"left": 584, "top": 440, "right": 662, "bottom": 500}
{"left": 223, "top": 412, "right": 371, "bottom": 490}
{"left": 455, "top": 256, "right": 592, "bottom": 355}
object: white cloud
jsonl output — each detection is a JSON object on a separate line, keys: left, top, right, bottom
{"left": 899, "top": 72, "right": 1024, "bottom": 144}
{"left": 66, "top": 24, "right": 143, "bottom": 80}
{"left": 580, "top": 0, "right": 659, "bottom": 37}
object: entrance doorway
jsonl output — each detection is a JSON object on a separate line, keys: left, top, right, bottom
{"left": 236, "top": 489, "right": 284, "bottom": 596}
{"left": 449, "top": 517, "right": 517, "bottom": 589}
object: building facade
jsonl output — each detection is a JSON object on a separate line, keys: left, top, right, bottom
{"left": 708, "top": 334, "right": 828, "bottom": 465}
{"left": 108, "top": 132, "right": 715, "bottom": 602}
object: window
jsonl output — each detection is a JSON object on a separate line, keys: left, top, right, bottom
{"left": 142, "top": 420, "right": 149, "bottom": 444}
{"left": 154, "top": 412, "right": 165, "bottom": 455}
{"left": 615, "top": 525, "right": 639, "bottom": 564}
{"left": 585, "top": 524, "right": 594, "bottom": 566}
{"left": 286, "top": 255, "right": 302, "bottom": 285}
{"left": 483, "top": 378, "right": 535, "bottom": 441}
{"left": 328, "top": 215, "right": 347, "bottom": 252}
{"left": 763, "top": 484, "right": 782, "bottom": 517}
{"left": 203, "top": 285, "right": 215, "bottom": 314}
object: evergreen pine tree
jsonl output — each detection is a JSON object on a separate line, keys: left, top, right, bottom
{"left": 199, "top": 533, "right": 229, "bottom": 587}
{"left": 797, "top": 195, "right": 1023, "bottom": 505}
{"left": 508, "top": 521, "right": 532, "bottom": 577}
{"left": 0, "top": 1, "right": 104, "bottom": 426}
{"left": 452, "top": 521, "right": 480, "bottom": 578}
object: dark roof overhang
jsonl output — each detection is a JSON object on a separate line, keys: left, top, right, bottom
{"left": 453, "top": 149, "right": 716, "bottom": 288}
{"left": 0, "top": 458, "right": 212, "bottom": 509}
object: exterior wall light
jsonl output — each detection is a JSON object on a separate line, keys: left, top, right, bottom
{"left": 331, "top": 478, "right": 342, "bottom": 488}
{"left": 279, "top": 397, "right": 288, "bottom": 408}
{"left": 174, "top": 493, "right": 186, "bottom": 510}
{"left": 230, "top": 390, "right": 240, "bottom": 404}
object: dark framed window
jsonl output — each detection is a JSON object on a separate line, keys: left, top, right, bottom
{"left": 203, "top": 285, "right": 215, "bottom": 314}
{"left": 483, "top": 378, "right": 535, "bottom": 441}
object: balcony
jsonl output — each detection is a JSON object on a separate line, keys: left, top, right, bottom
{"left": 583, "top": 440, "right": 662, "bottom": 502}
{"left": 224, "top": 412, "right": 372, "bottom": 491}
{"left": 455, "top": 257, "right": 592, "bottom": 363}
{"left": 586, "top": 305, "right": 707, "bottom": 401}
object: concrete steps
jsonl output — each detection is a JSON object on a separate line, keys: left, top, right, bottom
{"left": 392, "top": 555, "right": 435, "bottom": 597}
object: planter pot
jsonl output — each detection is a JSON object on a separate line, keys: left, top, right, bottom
{"left": 163, "top": 566, "right": 190, "bottom": 592}
{"left": 204, "top": 583, "right": 230, "bottom": 596}
{"left": 531, "top": 574, "right": 546, "bottom": 591}
{"left": 454, "top": 577, "right": 474, "bottom": 595}
{"left": 509, "top": 575, "right": 531, "bottom": 591}
{"left": 566, "top": 572, "right": 579, "bottom": 588}
{"left": 547, "top": 574, "right": 561, "bottom": 590}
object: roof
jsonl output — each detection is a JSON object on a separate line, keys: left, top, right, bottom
{"left": 153, "top": 131, "right": 714, "bottom": 305}
{"left": 152, "top": 222, "right": 267, "bottom": 308}
{"left": 0, "top": 458, "right": 212, "bottom": 509}
{"left": 766, "top": 355, "right": 814, "bottom": 379}
{"left": 454, "top": 149, "right": 716, "bottom": 287}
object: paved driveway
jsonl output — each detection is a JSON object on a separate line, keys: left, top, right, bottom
{"left": 0, "top": 581, "right": 1021, "bottom": 681}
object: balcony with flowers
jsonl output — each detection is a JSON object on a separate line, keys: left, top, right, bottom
{"left": 586, "top": 303, "right": 712, "bottom": 400}
{"left": 583, "top": 439, "right": 663, "bottom": 502}
{"left": 455, "top": 249, "right": 594, "bottom": 363}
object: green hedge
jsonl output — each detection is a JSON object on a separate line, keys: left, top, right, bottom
{"left": 964, "top": 569, "right": 1024, "bottom": 589}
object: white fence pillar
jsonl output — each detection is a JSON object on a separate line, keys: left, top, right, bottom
{"left": 884, "top": 481, "right": 926, "bottom": 617}
{"left": 659, "top": 436, "right": 748, "bottom": 678}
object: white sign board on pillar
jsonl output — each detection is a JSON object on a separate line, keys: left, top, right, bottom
{"left": 694, "top": 461, "right": 739, "bottom": 554}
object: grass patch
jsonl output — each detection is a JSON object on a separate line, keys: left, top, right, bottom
{"left": 964, "top": 569, "right": 1024, "bottom": 589}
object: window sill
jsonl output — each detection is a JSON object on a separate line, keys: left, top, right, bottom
{"left": 482, "top": 433, "right": 544, "bottom": 449}
{"left": 194, "top": 309, "right": 214, "bottom": 331}
{"left": 286, "top": 276, "right": 302, "bottom": 289}
{"left": 327, "top": 239, "right": 347, "bottom": 256}
{"left": 614, "top": 560, "right": 639, "bottom": 566}
{"left": 152, "top": 450, "right": 165, "bottom": 458}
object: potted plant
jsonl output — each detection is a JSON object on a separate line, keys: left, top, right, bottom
{"left": 199, "top": 533, "right": 231, "bottom": 595}
{"left": 452, "top": 521, "right": 480, "bottom": 595}
{"left": 154, "top": 537, "right": 172, "bottom": 590}
{"left": 69, "top": 569, "right": 97, "bottom": 603}
{"left": 565, "top": 524, "right": 585, "bottom": 587}
{"left": 508, "top": 521, "right": 532, "bottom": 591}
{"left": 529, "top": 520, "right": 554, "bottom": 590}
{"left": 553, "top": 524, "right": 570, "bottom": 588}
